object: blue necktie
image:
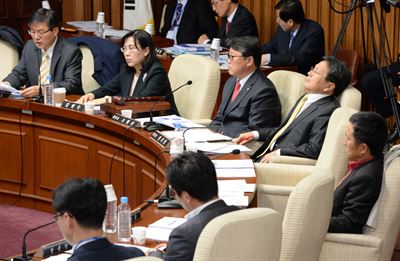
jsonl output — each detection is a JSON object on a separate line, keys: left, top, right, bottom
{"left": 172, "top": 3, "right": 183, "bottom": 27}
{"left": 289, "top": 32, "right": 295, "bottom": 49}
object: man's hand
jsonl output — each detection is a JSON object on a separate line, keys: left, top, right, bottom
{"left": 197, "top": 34, "right": 209, "bottom": 44}
{"left": 20, "top": 85, "right": 39, "bottom": 97}
{"left": 259, "top": 150, "right": 278, "bottom": 163}
{"left": 76, "top": 93, "right": 95, "bottom": 104}
{"left": 232, "top": 132, "right": 254, "bottom": 145}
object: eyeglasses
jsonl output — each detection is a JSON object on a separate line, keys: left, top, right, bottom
{"left": 28, "top": 28, "right": 52, "bottom": 37}
{"left": 53, "top": 212, "right": 65, "bottom": 221}
{"left": 120, "top": 45, "right": 141, "bottom": 54}
{"left": 310, "top": 66, "right": 321, "bottom": 75}
{"left": 227, "top": 53, "right": 245, "bottom": 61}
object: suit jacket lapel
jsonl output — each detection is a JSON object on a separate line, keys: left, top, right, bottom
{"left": 224, "top": 71, "right": 257, "bottom": 114}
{"left": 133, "top": 70, "right": 148, "bottom": 96}
{"left": 122, "top": 69, "right": 134, "bottom": 97}
{"left": 50, "top": 38, "right": 62, "bottom": 77}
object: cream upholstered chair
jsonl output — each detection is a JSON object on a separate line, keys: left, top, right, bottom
{"left": 168, "top": 54, "right": 220, "bottom": 124}
{"left": 267, "top": 70, "right": 306, "bottom": 119}
{"left": 257, "top": 168, "right": 334, "bottom": 261}
{"left": 337, "top": 85, "right": 361, "bottom": 111}
{"left": 319, "top": 146, "right": 400, "bottom": 261}
{"left": 193, "top": 208, "right": 282, "bottom": 261}
{"left": 0, "top": 39, "right": 19, "bottom": 80}
{"left": 79, "top": 45, "right": 101, "bottom": 93}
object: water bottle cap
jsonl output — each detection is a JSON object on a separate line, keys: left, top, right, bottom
{"left": 46, "top": 75, "right": 51, "bottom": 81}
{"left": 174, "top": 122, "right": 182, "bottom": 129}
{"left": 121, "top": 196, "right": 128, "bottom": 203}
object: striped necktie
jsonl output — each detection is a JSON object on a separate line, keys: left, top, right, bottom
{"left": 288, "top": 32, "right": 295, "bottom": 49}
{"left": 225, "top": 20, "right": 231, "bottom": 35}
{"left": 40, "top": 50, "right": 50, "bottom": 84}
{"left": 172, "top": 2, "right": 183, "bottom": 27}
{"left": 256, "top": 95, "right": 308, "bottom": 159}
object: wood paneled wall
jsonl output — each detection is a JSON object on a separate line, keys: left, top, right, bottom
{"left": 61, "top": 0, "right": 400, "bottom": 63}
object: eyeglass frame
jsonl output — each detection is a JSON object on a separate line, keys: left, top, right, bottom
{"left": 120, "top": 45, "right": 143, "bottom": 54}
{"left": 28, "top": 28, "right": 53, "bottom": 37}
{"left": 53, "top": 212, "right": 65, "bottom": 221}
{"left": 227, "top": 53, "right": 245, "bottom": 61}
{"left": 309, "top": 66, "right": 322, "bottom": 75}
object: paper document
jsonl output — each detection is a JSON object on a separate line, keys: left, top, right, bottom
{"left": 162, "top": 128, "right": 231, "bottom": 142}
{"left": 42, "top": 250, "right": 72, "bottom": 261}
{"left": 221, "top": 196, "right": 249, "bottom": 207}
{"left": 135, "top": 115, "right": 203, "bottom": 129}
{"left": 0, "top": 82, "right": 20, "bottom": 94}
{"left": 146, "top": 217, "right": 186, "bottom": 242}
{"left": 189, "top": 142, "right": 251, "bottom": 154}
{"left": 213, "top": 159, "right": 254, "bottom": 168}
{"left": 216, "top": 168, "right": 256, "bottom": 178}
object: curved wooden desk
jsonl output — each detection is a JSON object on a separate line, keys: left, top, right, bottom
{"left": 0, "top": 97, "right": 170, "bottom": 212}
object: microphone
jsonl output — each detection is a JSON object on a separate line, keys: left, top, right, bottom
{"left": 157, "top": 185, "right": 182, "bottom": 209}
{"left": 144, "top": 80, "right": 193, "bottom": 131}
{"left": 14, "top": 220, "right": 57, "bottom": 261}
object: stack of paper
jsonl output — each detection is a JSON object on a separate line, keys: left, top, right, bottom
{"left": 218, "top": 179, "right": 256, "bottom": 207}
{"left": 212, "top": 159, "right": 256, "bottom": 178}
{"left": 146, "top": 217, "right": 187, "bottom": 242}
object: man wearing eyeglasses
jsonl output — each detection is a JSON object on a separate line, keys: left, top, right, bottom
{"left": 234, "top": 56, "right": 351, "bottom": 163}
{"left": 2, "top": 8, "right": 83, "bottom": 97}
{"left": 209, "top": 36, "right": 281, "bottom": 138}
{"left": 52, "top": 178, "right": 144, "bottom": 260}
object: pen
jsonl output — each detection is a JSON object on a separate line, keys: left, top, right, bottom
{"left": 61, "top": 27, "right": 78, "bottom": 33}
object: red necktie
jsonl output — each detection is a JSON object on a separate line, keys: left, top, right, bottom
{"left": 230, "top": 80, "right": 241, "bottom": 102}
{"left": 225, "top": 20, "right": 230, "bottom": 34}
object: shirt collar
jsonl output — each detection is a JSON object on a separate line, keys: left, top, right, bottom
{"left": 347, "top": 158, "right": 374, "bottom": 173}
{"left": 305, "top": 93, "right": 329, "bottom": 104}
{"left": 42, "top": 36, "right": 58, "bottom": 59}
{"left": 227, "top": 6, "right": 238, "bottom": 23}
{"left": 185, "top": 198, "right": 221, "bottom": 220}
{"left": 71, "top": 236, "right": 104, "bottom": 253}
{"left": 237, "top": 70, "right": 255, "bottom": 90}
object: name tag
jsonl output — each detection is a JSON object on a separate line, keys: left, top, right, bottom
{"left": 61, "top": 101, "right": 85, "bottom": 112}
{"left": 111, "top": 114, "right": 140, "bottom": 128}
{"left": 151, "top": 130, "right": 170, "bottom": 147}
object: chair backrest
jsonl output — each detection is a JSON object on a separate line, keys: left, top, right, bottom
{"left": 364, "top": 147, "right": 400, "bottom": 261}
{"left": 193, "top": 208, "right": 282, "bottom": 261}
{"left": 79, "top": 45, "right": 101, "bottom": 93}
{"left": 0, "top": 39, "right": 19, "bottom": 80}
{"left": 334, "top": 48, "right": 359, "bottom": 85}
{"left": 281, "top": 168, "right": 334, "bottom": 261}
{"left": 315, "top": 107, "right": 357, "bottom": 186}
{"left": 337, "top": 85, "right": 361, "bottom": 111}
{"left": 168, "top": 54, "right": 220, "bottom": 120}
{"left": 126, "top": 257, "right": 164, "bottom": 261}
{"left": 267, "top": 70, "right": 306, "bottom": 119}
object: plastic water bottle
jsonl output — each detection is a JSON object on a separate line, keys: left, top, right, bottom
{"left": 42, "top": 75, "right": 54, "bottom": 106}
{"left": 170, "top": 122, "right": 184, "bottom": 158}
{"left": 210, "top": 38, "right": 220, "bottom": 62}
{"left": 102, "top": 184, "right": 117, "bottom": 233}
{"left": 96, "top": 12, "right": 105, "bottom": 38}
{"left": 118, "top": 196, "right": 131, "bottom": 242}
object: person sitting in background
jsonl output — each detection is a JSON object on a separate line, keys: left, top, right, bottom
{"left": 261, "top": 0, "right": 325, "bottom": 75}
{"left": 160, "top": 0, "right": 218, "bottom": 44}
{"left": 329, "top": 112, "right": 387, "bottom": 233}
{"left": 210, "top": 36, "right": 281, "bottom": 138}
{"left": 234, "top": 56, "right": 351, "bottom": 163}
{"left": 52, "top": 178, "right": 144, "bottom": 260}
{"left": 149, "top": 151, "right": 238, "bottom": 260}
{"left": 198, "top": 0, "right": 259, "bottom": 48}
{"left": 77, "top": 29, "right": 178, "bottom": 115}
{"left": 2, "top": 8, "right": 83, "bottom": 96}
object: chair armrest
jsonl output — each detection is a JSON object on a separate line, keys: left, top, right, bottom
{"left": 255, "top": 163, "right": 314, "bottom": 186}
{"left": 269, "top": 155, "right": 317, "bottom": 166}
{"left": 324, "top": 233, "right": 382, "bottom": 248}
{"left": 257, "top": 184, "right": 294, "bottom": 213}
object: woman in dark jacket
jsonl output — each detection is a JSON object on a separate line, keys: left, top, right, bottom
{"left": 78, "top": 29, "right": 178, "bottom": 115}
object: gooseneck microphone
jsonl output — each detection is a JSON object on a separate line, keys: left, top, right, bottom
{"left": 14, "top": 220, "right": 57, "bottom": 261}
{"left": 144, "top": 80, "right": 193, "bottom": 131}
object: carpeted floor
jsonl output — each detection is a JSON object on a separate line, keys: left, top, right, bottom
{"left": 0, "top": 205, "right": 63, "bottom": 259}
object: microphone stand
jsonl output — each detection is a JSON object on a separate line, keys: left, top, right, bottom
{"left": 14, "top": 220, "right": 57, "bottom": 261}
{"left": 144, "top": 80, "right": 192, "bottom": 131}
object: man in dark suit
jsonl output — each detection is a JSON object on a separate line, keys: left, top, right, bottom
{"left": 198, "top": 0, "right": 258, "bottom": 48}
{"left": 210, "top": 36, "right": 281, "bottom": 138}
{"left": 329, "top": 112, "right": 387, "bottom": 233}
{"left": 149, "top": 152, "right": 238, "bottom": 261}
{"left": 160, "top": 0, "right": 218, "bottom": 44}
{"left": 233, "top": 56, "right": 351, "bottom": 163}
{"left": 52, "top": 178, "right": 144, "bottom": 260}
{"left": 2, "top": 8, "right": 83, "bottom": 96}
{"left": 261, "top": 0, "right": 325, "bottom": 75}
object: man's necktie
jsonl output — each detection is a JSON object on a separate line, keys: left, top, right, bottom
{"left": 230, "top": 80, "right": 241, "bottom": 102}
{"left": 225, "top": 20, "right": 230, "bottom": 35}
{"left": 288, "top": 32, "right": 295, "bottom": 49}
{"left": 172, "top": 2, "right": 183, "bottom": 27}
{"left": 40, "top": 50, "right": 50, "bottom": 84}
{"left": 256, "top": 95, "right": 308, "bottom": 159}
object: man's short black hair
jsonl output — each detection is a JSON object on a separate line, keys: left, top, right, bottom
{"left": 167, "top": 151, "right": 218, "bottom": 202}
{"left": 323, "top": 56, "right": 352, "bottom": 97}
{"left": 275, "top": 0, "right": 305, "bottom": 24}
{"left": 52, "top": 178, "right": 107, "bottom": 229}
{"left": 230, "top": 36, "right": 262, "bottom": 68}
{"left": 29, "top": 8, "right": 59, "bottom": 29}
{"left": 121, "top": 29, "right": 156, "bottom": 74}
{"left": 349, "top": 112, "right": 388, "bottom": 158}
